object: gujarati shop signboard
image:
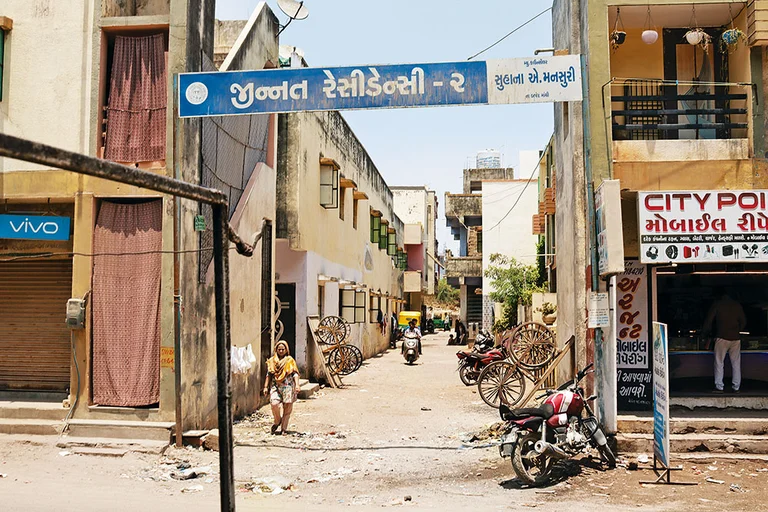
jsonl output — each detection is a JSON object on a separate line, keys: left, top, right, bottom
{"left": 178, "top": 56, "right": 583, "bottom": 117}
{"left": 639, "top": 190, "right": 768, "bottom": 264}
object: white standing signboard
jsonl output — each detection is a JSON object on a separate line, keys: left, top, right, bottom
{"left": 596, "top": 180, "right": 625, "bottom": 276}
{"left": 652, "top": 322, "right": 670, "bottom": 468}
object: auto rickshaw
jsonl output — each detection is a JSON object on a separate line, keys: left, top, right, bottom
{"left": 398, "top": 310, "right": 422, "bottom": 330}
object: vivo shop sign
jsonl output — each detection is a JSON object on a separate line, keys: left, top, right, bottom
{"left": 0, "top": 215, "right": 71, "bottom": 241}
{"left": 639, "top": 190, "right": 768, "bottom": 263}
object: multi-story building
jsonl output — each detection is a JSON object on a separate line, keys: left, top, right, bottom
{"left": 0, "top": 1, "right": 279, "bottom": 438}
{"left": 391, "top": 186, "right": 438, "bottom": 311}
{"left": 276, "top": 94, "right": 406, "bottom": 381}
{"left": 445, "top": 166, "right": 538, "bottom": 331}
{"left": 553, "top": 0, "right": 768, "bottom": 426}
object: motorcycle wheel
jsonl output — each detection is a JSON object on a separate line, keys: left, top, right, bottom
{"left": 511, "top": 433, "right": 553, "bottom": 486}
{"left": 595, "top": 430, "right": 616, "bottom": 468}
{"left": 458, "top": 364, "right": 476, "bottom": 386}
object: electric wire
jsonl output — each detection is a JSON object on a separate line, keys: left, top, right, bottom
{"left": 467, "top": 7, "right": 552, "bottom": 60}
{"left": 485, "top": 161, "right": 540, "bottom": 232}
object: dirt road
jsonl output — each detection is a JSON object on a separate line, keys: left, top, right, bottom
{"left": 3, "top": 331, "right": 768, "bottom": 511}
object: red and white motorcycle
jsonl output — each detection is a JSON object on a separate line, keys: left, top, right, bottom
{"left": 498, "top": 363, "right": 616, "bottom": 485}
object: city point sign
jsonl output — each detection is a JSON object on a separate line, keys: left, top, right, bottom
{"left": 178, "top": 55, "right": 583, "bottom": 117}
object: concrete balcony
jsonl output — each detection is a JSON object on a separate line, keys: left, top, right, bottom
{"left": 404, "top": 223, "right": 423, "bottom": 245}
{"left": 445, "top": 194, "right": 482, "bottom": 240}
{"left": 444, "top": 255, "right": 482, "bottom": 280}
{"left": 404, "top": 271, "right": 423, "bottom": 293}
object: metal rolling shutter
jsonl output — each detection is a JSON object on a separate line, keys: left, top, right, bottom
{"left": 0, "top": 260, "right": 72, "bottom": 391}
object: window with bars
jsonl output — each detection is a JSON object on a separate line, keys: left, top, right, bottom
{"left": 340, "top": 289, "right": 366, "bottom": 323}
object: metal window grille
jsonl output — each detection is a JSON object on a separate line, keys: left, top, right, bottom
{"left": 615, "top": 81, "right": 663, "bottom": 141}
{"left": 199, "top": 55, "right": 270, "bottom": 282}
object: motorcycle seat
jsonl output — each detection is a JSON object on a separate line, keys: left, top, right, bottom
{"left": 502, "top": 403, "right": 554, "bottom": 421}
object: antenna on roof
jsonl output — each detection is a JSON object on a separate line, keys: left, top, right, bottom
{"left": 277, "top": 0, "right": 309, "bottom": 36}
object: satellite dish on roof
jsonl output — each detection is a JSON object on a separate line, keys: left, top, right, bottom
{"left": 277, "top": 0, "right": 309, "bottom": 21}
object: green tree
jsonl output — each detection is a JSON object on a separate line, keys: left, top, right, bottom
{"left": 436, "top": 277, "right": 460, "bottom": 306}
{"left": 484, "top": 253, "right": 546, "bottom": 327}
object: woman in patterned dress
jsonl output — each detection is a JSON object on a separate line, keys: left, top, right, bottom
{"left": 262, "top": 340, "right": 300, "bottom": 435}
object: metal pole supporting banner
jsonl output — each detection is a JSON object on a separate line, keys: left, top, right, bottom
{"left": 212, "top": 204, "right": 235, "bottom": 511}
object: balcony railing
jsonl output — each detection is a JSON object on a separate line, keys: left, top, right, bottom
{"left": 607, "top": 79, "right": 751, "bottom": 141}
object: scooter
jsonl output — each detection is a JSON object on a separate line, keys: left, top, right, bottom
{"left": 497, "top": 362, "right": 616, "bottom": 486}
{"left": 402, "top": 331, "right": 420, "bottom": 365}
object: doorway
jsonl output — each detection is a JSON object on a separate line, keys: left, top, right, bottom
{"left": 275, "top": 283, "right": 296, "bottom": 357}
{"left": 662, "top": 27, "right": 728, "bottom": 140}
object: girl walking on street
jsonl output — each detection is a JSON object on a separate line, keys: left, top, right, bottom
{"left": 262, "top": 340, "right": 300, "bottom": 435}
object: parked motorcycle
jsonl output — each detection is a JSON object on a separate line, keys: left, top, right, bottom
{"left": 497, "top": 363, "right": 615, "bottom": 486}
{"left": 402, "top": 331, "right": 420, "bottom": 365}
{"left": 455, "top": 330, "right": 504, "bottom": 385}
{"left": 425, "top": 318, "right": 435, "bottom": 334}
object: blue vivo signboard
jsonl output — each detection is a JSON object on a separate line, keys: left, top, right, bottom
{"left": 652, "top": 321, "right": 670, "bottom": 467}
{"left": 0, "top": 214, "right": 71, "bottom": 241}
{"left": 179, "top": 56, "right": 583, "bottom": 117}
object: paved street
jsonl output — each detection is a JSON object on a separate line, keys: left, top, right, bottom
{"left": 3, "top": 331, "right": 768, "bottom": 511}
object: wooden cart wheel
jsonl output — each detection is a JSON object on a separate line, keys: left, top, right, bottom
{"left": 347, "top": 345, "right": 363, "bottom": 373}
{"left": 509, "top": 322, "right": 556, "bottom": 370}
{"left": 477, "top": 361, "right": 526, "bottom": 409}
{"left": 328, "top": 345, "right": 361, "bottom": 375}
{"left": 316, "top": 316, "right": 349, "bottom": 345}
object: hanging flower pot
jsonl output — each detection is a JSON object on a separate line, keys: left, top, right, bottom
{"left": 642, "top": 29, "right": 659, "bottom": 45}
{"left": 685, "top": 29, "right": 703, "bottom": 45}
{"left": 684, "top": 28, "right": 712, "bottom": 53}
{"left": 610, "top": 7, "right": 626, "bottom": 52}
{"left": 721, "top": 27, "right": 746, "bottom": 51}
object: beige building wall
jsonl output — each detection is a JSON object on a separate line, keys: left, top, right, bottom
{"left": 277, "top": 110, "right": 404, "bottom": 380}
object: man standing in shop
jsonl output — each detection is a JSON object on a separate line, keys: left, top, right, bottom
{"left": 703, "top": 287, "right": 747, "bottom": 393}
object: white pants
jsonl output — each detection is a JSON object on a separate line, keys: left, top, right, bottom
{"left": 714, "top": 338, "right": 741, "bottom": 391}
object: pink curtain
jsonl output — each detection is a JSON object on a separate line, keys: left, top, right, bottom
{"left": 92, "top": 200, "right": 162, "bottom": 406}
{"left": 104, "top": 34, "right": 167, "bottom": 162}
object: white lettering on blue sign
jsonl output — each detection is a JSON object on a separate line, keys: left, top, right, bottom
{"left": 178, "top": 56, "right": 583, "bottom": 118}
{"left": 0, "top": 215, "right": 71, "bottom": 241}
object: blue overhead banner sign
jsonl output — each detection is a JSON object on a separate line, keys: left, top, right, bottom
{"left": 178, "top": 55, "right": 582, "bottom": 117}
{"left": 0, "top": 214, "right": 71, "bottom": 241}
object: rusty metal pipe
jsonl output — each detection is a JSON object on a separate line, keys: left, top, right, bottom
{"left": 0, "top": 133, "right": 227, "bottom": 206}
{"left": 213, "top": 204, "right": 235, "bottom": 511}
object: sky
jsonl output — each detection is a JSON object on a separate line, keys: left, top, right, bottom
{"left": 215, "top": 1, "right": 555, "bottom": 254}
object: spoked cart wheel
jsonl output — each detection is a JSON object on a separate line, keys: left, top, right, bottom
{"left": 316, "top": 316, "right": 349, "bottom": 345}
{"left": 508, "top": 322, "right": 556, "bottom": 370}
{"left": 328, "top": 345, "right": 363, "bottom": 376}
{"left": 477, "top": 361, "right": 526, "bottom": 409}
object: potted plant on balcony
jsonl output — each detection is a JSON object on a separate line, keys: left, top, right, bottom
{"left": 721, "top": 27, "right": 746, "bottom": 52}
{"left": 610, "top": 7, "right": 626, "bottom": 52}
{"left": 684, "top": 28, "right": 711, "bottom": 53}
{"left": 538, "top": 302, "right": 557, "bottom": 326}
